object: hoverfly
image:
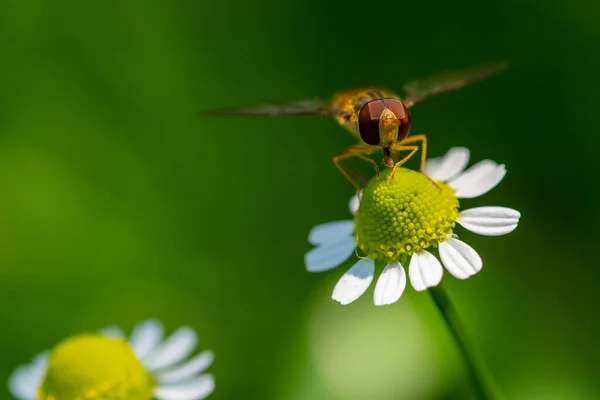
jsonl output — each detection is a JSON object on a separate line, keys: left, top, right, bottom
{"left": 204, "top": 61, "right": 508, "bottom": 191}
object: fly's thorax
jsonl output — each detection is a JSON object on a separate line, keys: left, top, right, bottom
{"left": 354, "top": 168, "right": 459, "bottom": 263}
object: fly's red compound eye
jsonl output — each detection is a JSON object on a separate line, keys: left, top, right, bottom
{"left": 358, "top": 100, "right": 385, "bottom": 146}
{"left": 358, "top": 99, "right": 411, "bottom": 145}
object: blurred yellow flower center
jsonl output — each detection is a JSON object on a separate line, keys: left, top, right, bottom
{"left": 354, "top": 168, "right": 459, "bottom": 262}
{"left": 38, "top": 334, "right": 153, "bottom": 400}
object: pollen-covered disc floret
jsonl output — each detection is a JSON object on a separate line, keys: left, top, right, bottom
{"left": 39, "top": 334, "right": 153, "bottom": 400}
{"left": 355, "top": 168, "right": 459, "bottom": 262}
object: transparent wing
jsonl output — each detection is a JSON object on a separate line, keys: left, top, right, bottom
{"left": 201, "top": 98, "right": 339, "bottom": 116}
{"left": 402, "top": 60, "right": 509, "bottom": 107}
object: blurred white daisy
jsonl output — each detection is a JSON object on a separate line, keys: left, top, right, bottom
{"left": 9, "top": 319, "right": 214, "bottom": 400}
{"left": 305, "top": 147, "right": 520, "bottom": 306}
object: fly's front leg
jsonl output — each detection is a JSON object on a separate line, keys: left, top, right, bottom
{"left": 333, "top": 144, "right": 379, "bottom": 193}
{"left": 396, "top": 134, "right": 428, "bottom": 173}
{"left": 389, "top": 145, "right": 419, "bottom": 179}
{"left": 389, "top": 134, "right": 439, "bottom": 188}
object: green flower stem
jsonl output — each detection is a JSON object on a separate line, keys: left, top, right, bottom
{"left": 429, "top": 285, "right": 500, "bottom": 400}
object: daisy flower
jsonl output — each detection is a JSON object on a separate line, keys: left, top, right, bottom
{"left": 305, "top": 147, "right": 520, "bottom": 306}
{"left": 8, "top": 319, "right": 214, "bottom": 400}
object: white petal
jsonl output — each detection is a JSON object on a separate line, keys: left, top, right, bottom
{"left": 448, "top": 160, "right": 506, "bottom": 198}
{"left": 155, "top": 350, "right": 215, "bottom": 384}
{"left": 457, "top": 207, "right": 521, "bottom": 236}
{"left": 308, "top": 220, "right": 354, "bottom": 245}
{"left": 143, "top": 327, "right": 198, "bottom": 371}
{"left": 129, "top": 319, "right": 164, "bottom": 360}
{"left": 439, "top": 238, "right": 483, "bottom": 279}
{"left": 9, "top": 351, "right": 49, "bottom": 400}
{"left": 349, "top": 193, "right": 361, "bottom": 215}
{"left": 424, "top": 147, "right": 470, "bottom": 182}
{"left": 154, "top": 375, "right": 215, "bottom": 400}
{"left": 373, "top": 262, "right": 407, "bottom": 306}
{"left": 100, "top": 325, "right": 125, "bottom": 338}
{"left": 332, "top": 259, "right": 374, "bottom": 305}
{"left": 409, "top": 250, "right": 443, "bottom": 291}
{"left": 305, "top": 236, "right": 355, "bottom": 272}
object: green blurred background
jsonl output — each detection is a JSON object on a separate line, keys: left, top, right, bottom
{"left": 1, "top": 0, "right": 599, "bottom": 399}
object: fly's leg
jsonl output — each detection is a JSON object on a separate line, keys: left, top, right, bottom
{"left": 395, "top": 134, "right": 428, "bottom": 173}
{"left": 389, "top": 145, "right": 419, "bottom": 179}
{"left": 389, "top": 134, "right": 439, "bottom": 188}
{"left": 333, "top": 144, "right": 379, "bottom": 193}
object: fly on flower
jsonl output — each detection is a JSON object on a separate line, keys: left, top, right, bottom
{"left": 304, "top": 147, "right": 521, "bottom": 305}
{"left": 204, "top": 61, "right": 508, "bottom": 191}
{"left": 9, "top": 319, "right": 215, "bottom": 400}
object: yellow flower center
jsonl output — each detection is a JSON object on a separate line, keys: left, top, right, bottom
{"left": 354, "top": 168, "right": 459, "bottom": 262}
{"left": 38, "top": 334, "right": 154, "bottom": 400}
